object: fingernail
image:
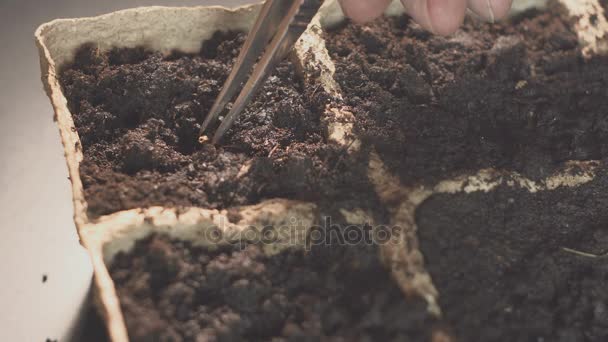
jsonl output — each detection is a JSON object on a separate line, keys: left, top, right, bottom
{"left": 487, "top": 0, "right": 495, "bottom": 23}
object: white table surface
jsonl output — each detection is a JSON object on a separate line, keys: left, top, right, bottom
{"left": 0, "top": 1, "right": 251, "bottom": 341}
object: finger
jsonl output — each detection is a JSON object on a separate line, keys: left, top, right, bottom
{"left": 401, "top": 0, "right": 467, "bottom": 36}
{"left": 338, "top": 0, "right": 393, "bottom": 23}
{"left": 467, "top": 0, "right": 513, "bottom": 22}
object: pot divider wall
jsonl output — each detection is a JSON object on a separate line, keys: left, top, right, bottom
{"left": 35, "top": 0, "right": 608, "bottom": 341}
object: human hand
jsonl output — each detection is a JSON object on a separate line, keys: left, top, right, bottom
{"left": 338, "top": 0, "right": 514, "bottom": 36}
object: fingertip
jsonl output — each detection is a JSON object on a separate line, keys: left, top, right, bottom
{"left": 490, "top": 0, "right": 513, "bottom": 20}
{"left": 468, "top": 0, "right": 513, "bottom": 22}
{"left": 339, "top": 0, "right": 392, "bottom": 23}
{"left": 427, "top": 0, "right": 467, "bottom": 36}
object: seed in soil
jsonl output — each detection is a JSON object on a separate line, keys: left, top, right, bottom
{"left": 59, "top": 31, "right": 374, "bottom": 217}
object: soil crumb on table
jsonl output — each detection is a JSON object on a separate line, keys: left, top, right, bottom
{"left": 416, "top": 170, "right": 608, "bottom": 342}
{"left": 59, "top": 32, "right": 374, "bottom": 217}
{"left": 109, "top": 232, "right": 438, "bottom": 342}
{"left": 326, "top": 2, "right": 608, "bottom": 186}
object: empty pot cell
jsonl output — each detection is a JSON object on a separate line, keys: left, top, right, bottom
{"left": 416, "top": 168, "right": 608, "bottom": 342}
{"left": 58, "top": 32, "right": 374, "bottom": 218}
{"left": 106, "top": 225, "right": 441, "bottom": 341}
{"left": 325, "top": 2, "right": 608, "bottom": 186}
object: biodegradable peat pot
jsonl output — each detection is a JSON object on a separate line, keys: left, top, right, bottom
{"left": 35, "top": 5, "right": 264, "bottom": 342}
{"left": 35, "top": 2, "right": 383, "bottom": 341}
{"left": 36, "top": 0, "right": 608, "bottom": 341}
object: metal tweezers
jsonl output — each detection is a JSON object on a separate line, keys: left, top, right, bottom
{"left": 199, "top": 0, "right": 321, "bottom": 144}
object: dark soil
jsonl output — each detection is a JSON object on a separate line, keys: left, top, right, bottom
{"left": 326, "top": 2, "right": 608, "bottom": 186}
{"left": 59, "top": 32, "right": 375, "bottom": 217}
{"left": 416, "top": 169, "right": 608, "bottom": 342}
{"left": 109, "top": 227, "right": 438, "bottom": 342}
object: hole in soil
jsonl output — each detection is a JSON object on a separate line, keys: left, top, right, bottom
{"left": 60, "top": 31, "right": 375, "bottom": 217}
{"left": 415, "top": 170, "right": 608, "bottom": 342}
{"left": 109, "top": 231, "right": 439, "bottom": 341}
{"left": 325, "top": 3, "right": 608, "bottom": 187}
{"left": 108, "top": 47, "right": 153, "bottom": 66}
